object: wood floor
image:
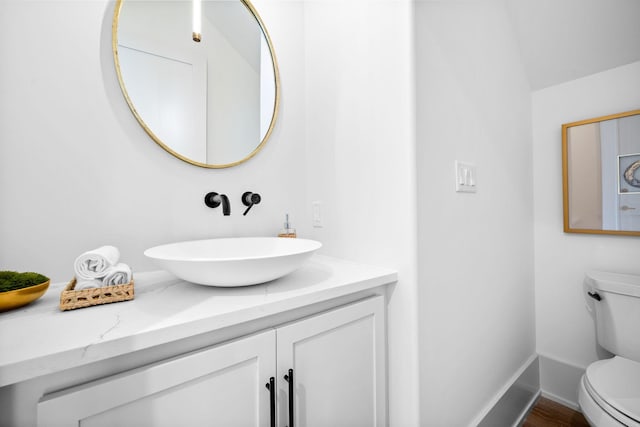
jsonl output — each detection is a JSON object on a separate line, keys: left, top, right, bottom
{"left": 522, "top": 397, "right": 590, "bottom": 427}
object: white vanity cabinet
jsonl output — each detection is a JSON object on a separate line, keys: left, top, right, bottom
{"left": 36, "top": 296, "right": 386, "bottom": 427}
{"left": 276, "top": 295, "right": 386, "bottom": 427}
{"left": 0, "top": 257, "right": 396, "bottom": 427}
{"left": 37, "top": 331, "right": 276, "bottom": 427}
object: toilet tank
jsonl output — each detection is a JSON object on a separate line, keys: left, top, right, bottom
{"left": 585, "top": 271, "right": 640, "bottom": 362}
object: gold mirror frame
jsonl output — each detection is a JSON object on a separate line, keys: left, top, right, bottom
{"left": 112, "top": 0, "right": 281, "bottom": 168}
{"left": 562, "top": 109, "right": 640, "bottom": 236}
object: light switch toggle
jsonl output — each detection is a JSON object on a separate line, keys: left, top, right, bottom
{"left": 455, "top": 161, "right": 477, "bottom": 193}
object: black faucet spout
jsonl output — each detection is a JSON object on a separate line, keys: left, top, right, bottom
{"left": 220, "top": 194, "right": 231, "bottom": 216}
{"left": 204, "top": 192, "right": 231, "bottom": 216}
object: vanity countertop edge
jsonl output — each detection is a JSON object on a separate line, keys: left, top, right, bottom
{"left": 0, "top": 255, "right": 397, "bottom": 387}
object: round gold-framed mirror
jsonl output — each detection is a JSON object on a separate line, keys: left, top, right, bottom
{"left": 112, "top": 0, "right": 280, "bottom": 168}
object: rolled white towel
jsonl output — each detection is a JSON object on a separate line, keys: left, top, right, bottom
{"left": 102, "top": 263, "right": 132, "bottom": 286}
{"left": 74, "top": 279, "right": 103, "bottom": 290}
{"left": 74, "top": 246, "right": 120, "bottom": 280}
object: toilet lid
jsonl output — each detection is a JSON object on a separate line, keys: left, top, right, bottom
{"left": 585, "top": 356, "right": 640, "bottom": 424}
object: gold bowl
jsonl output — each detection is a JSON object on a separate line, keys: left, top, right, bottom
{"left": 0, "top": 280, "right": 50, "bottom": 312}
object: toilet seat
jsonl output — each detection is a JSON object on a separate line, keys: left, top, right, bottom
{"left": 581, "top": 356, "right": 640, "bottom": 426}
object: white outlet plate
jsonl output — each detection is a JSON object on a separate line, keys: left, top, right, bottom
{"left": 455, "top": 161, "right": 477, "bottom": 193}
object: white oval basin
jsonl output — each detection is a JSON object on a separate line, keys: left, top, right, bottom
{"left": 144, "top": 237, "right": 322, "bottom": 287}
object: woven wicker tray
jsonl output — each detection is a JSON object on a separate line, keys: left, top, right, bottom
{"left": 59, "top": 277, "right": 134, "bottom": 311}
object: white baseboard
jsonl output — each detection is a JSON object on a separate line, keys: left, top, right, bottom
{"left": 541, "top": 390, "right": 580, "bottom": 411}
{"left": 538, "top": 353, "right": 586, "bottom": 409}
{"left": 514, "top": 389, "right": 542, "bottom": 426}
{"left": 474, "top": 354, "right": 588, "bottom": 426}
{"left": 476, "top": 355, "right": 540, "bottom": 427}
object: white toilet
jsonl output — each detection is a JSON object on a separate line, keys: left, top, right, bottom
{"left": 579, "top": 271, "right": 640, "bottom": 426}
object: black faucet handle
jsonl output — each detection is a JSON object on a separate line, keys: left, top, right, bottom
{"left": 242, "top": 192, "right": 261, "bottom": 216}
{"left": 204, "top": 192, "right": 221, "bottom": 208}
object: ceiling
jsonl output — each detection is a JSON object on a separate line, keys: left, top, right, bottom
{"left": 506, "top": 0, "right": 640, "bottom": 90}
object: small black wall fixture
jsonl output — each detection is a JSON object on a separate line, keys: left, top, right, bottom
{"left": 242, "top": 191, "right": 262, "bottom": 216}
{"left": 587, "top": 291, "right": 602, "bottom": 301}
{"left": 204, "top": 192, "right": 231, "bottom": 216}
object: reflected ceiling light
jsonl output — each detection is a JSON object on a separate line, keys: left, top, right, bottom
{"left": 192, "top": 0, "right": 202, "bottom": 42}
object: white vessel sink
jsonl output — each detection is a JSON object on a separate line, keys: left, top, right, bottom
{"left": 144, "top": 237, "right": 322, "bottom": 287}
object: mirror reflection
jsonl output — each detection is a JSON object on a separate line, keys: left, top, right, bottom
{"left": 113, "top": 0, "right": 279, "bottom": 168}
{"left": 562, "top": 110, "right": 640, "bottom": 235}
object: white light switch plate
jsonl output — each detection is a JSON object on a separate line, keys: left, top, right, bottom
{"left": 455, "top": 161, "right": 477, "bottom": 193}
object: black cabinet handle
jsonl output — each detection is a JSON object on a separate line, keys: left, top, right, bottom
{"left": 284, "top": 369, "right": 294, "bottom": 427}
{"left": 265, "top": 377, "right": 275, "bottom": 427}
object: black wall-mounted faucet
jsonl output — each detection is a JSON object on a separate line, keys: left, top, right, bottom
{"left": 242, "top": 192, "right": 261, "bottom": 216}
{"left": 204, "top": 192, "right": 231, "bottom": 216}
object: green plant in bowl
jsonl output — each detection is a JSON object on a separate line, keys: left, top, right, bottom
{"left": 0, "top": 271, "right": 50, "bottom": 312}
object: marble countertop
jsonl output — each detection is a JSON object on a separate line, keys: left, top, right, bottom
{"left": 0, "top": 255, "right": 396, "bottom": 387}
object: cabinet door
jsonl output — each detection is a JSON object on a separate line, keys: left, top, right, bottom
{"left": 38, "top": 330, "right": 276, "bottom": 427}
{"left": 276, "top": 296, "right": 386, "bottom": 427}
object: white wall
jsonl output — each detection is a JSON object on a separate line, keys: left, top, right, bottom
{"left": 532, "top": 60, "right": 640, "bottom": 405}
{"left": 0, "top": 0, "right": 306, "bottom": 283}
{"left": 415, "top": 1, "right": 536, "bottom": 425}
{"left": 301, "top": 1, "right": 420, "bottom": 425}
